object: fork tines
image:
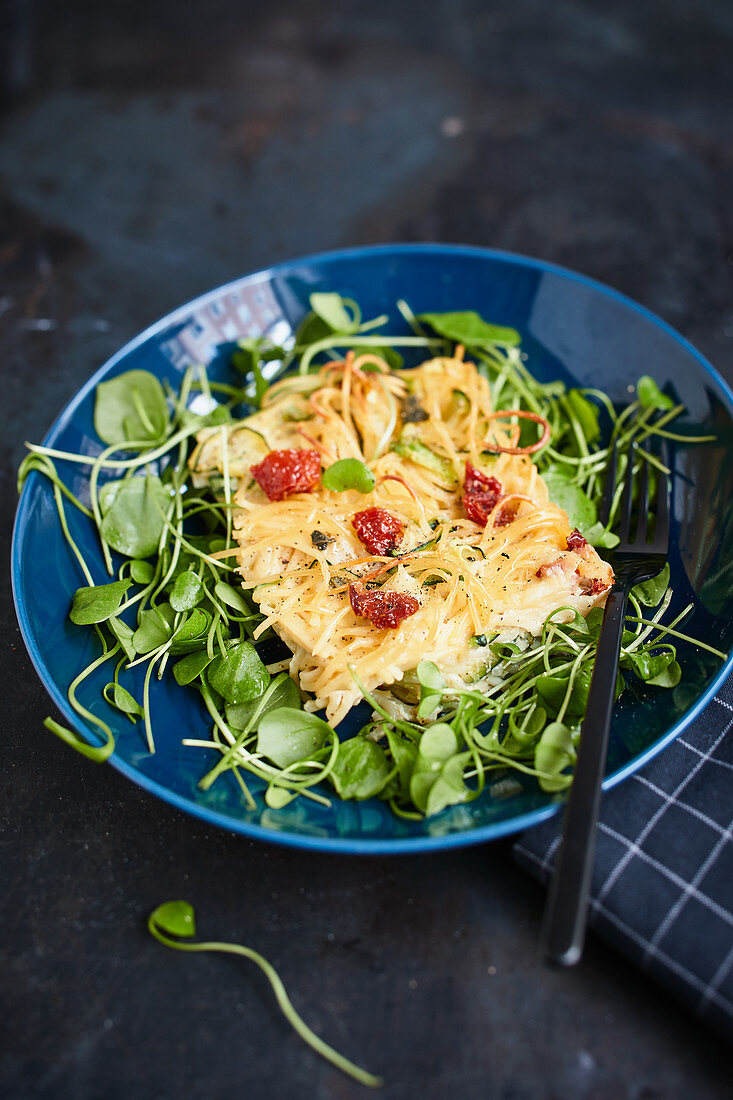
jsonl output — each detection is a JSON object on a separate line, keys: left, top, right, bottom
{"left": 602, "top": 436, "right": 670, "bottom": 552}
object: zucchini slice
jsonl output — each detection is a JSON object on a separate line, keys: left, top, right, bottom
{"left": 190, "top": 424, "right": 269, "bottom": 479}
{"left": 392, "top": 426, "right": 458, "bottom": 487}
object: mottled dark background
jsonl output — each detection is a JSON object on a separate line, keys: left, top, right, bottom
{"left": 2, "top": 2, "right": 732, "bottom": 1098}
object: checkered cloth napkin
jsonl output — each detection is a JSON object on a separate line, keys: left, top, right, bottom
{"left": 514, "top": 673, "right": 733, "bottom": 1042}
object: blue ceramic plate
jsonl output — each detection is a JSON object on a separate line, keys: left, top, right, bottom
{"left": 12, "top": 245, "right": 733, "bottom": 853}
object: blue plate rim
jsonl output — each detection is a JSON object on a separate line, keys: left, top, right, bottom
{"left": 11, "top": 242, "right": 733, "bottom": 855}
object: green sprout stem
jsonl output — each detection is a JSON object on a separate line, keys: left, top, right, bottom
{"left": 148, "top": 904, "right": 383, "bottom": 1089}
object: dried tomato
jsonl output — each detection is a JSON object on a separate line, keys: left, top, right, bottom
{"left": 579, "top": 575, "right": 608, "bottom": 595}
{"left": 352, "top": 507, "right": 406, "bottom": 556}
{"left": 494, "top": 501, "right": 519, "bottom": 528}
{"left": 463, "top": 462, "right": 503, "bottom": 527}
{"left": 250, "top": 449, "right": 321, "bottom": 501}
{"left": 349, "top": 582, "right": 419, "bottom": 629}
{"left": 566, "top": 528, "right": 588, "bottom": 551}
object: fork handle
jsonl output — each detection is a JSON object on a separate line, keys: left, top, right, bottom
{"left": 540, "top": 585, "right": 629, "bottom": 967}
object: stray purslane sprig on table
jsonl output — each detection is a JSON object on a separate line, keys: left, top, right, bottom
{"left": 19, "top": 292, "right": 723, "bottom": 817}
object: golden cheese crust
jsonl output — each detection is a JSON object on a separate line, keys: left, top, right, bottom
{"left": 192, "top": 354, "right": 613, "bottom": 726}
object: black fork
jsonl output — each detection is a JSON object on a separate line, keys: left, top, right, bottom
{"left": 540, "top": 438, "right": 671, "bottom": 966}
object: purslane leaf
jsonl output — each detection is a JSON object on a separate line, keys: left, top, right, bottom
{"left": 257, "top": 707, "right": 331, "bottom": 768}
{"left": 637, "top": 375, "right": 674, "bottom": 410}
{"left": 417, "top": 310, "right": 521, "bottom": 347}
{"left": 99, "top": 475, "right": 170, "bottom": 559}
{"left": 173, "top": 650, "right": 215, "bottom": 687}
{"left": 321, "top": 458, "right": 376, "bottom": 494}
{"left": 535, "top": 722, "right": 576, "bottom": 792}
{"left": 133, "top": 605, "right": 175, "bottom": 653}
{"left": 70, "top": 579, "right": 133, "bottom": 625}
{"left": 103, "top": 681, "right": 144, "bottom": 720}
{"left": 170, "top": 569, "right": 205, "bottom": 612}
{"left": 566, "top": 390, "right": 600, "bottom": 444}
{"left": 227, "top": 673, "right": 301, "bottom": 732}
{"left": 207, "top": 641, "right": 270, "bottom": 703}
{"left": 425, "top": 752, "right": 472, "bottom": 816}
{"left": 309, "top": 292, "right": 359, "bottom": 334}
{"left": 417, "top": 723, "right": 458, "bottom": 767}
{"left": 214, "top": 581, "right": 252, "bottom": 615}
{"left": 645, "top": 660, "right": 681, "bottom": 688}
{"left": 385, "top": 730, "right": 418, "bottom": 793}
{"left": 632, "top": 563, "right": 670, "bottom": 607}
{"left": 147, "top": 900, "right": 382, "bottom": 1087}
{"left": 94, "top": 369, "right": 170, "bottom": 445}
{"left": 540, "top": 467, "right": 597, "bottom": 533}
{"left": 329, "top": 737, "right": 391, "bottom": 800}
{"left": 130, "top": 559, "right": 155, "bottom": 585}
{"left": 169, "top": 609, "right": 214, "bottom": 653}
{"left": 107, "top": 615, "right": 137, "bottom": 661}
{"left": 416, "top": 660, "right": 446, "bottom": 720}
{"left": 150, "top": 899, "right": 196, "bottom": 938}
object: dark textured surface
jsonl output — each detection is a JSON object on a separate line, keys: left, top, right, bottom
{"left": 2, "top": 2, "right": 732, "bottom": 1097}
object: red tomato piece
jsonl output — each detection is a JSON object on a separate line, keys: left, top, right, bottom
{"left": 250, "top": 449, "right": 321, "bottom": 501}
{"left": 566, "top": 528, "right": 588, "bottom": 551}
{"left": 352, "top": 507, "right": 406, "bottom": 556}
{"left": 349, "top": 582, "right": 419, "bottom": 629}
{"left": 463, "top": 462, "right": 503, "bottom": 526}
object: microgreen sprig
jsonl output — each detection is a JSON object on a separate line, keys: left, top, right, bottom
{"left": 148, "top": 901, "right": 382, "bottom": 1089}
